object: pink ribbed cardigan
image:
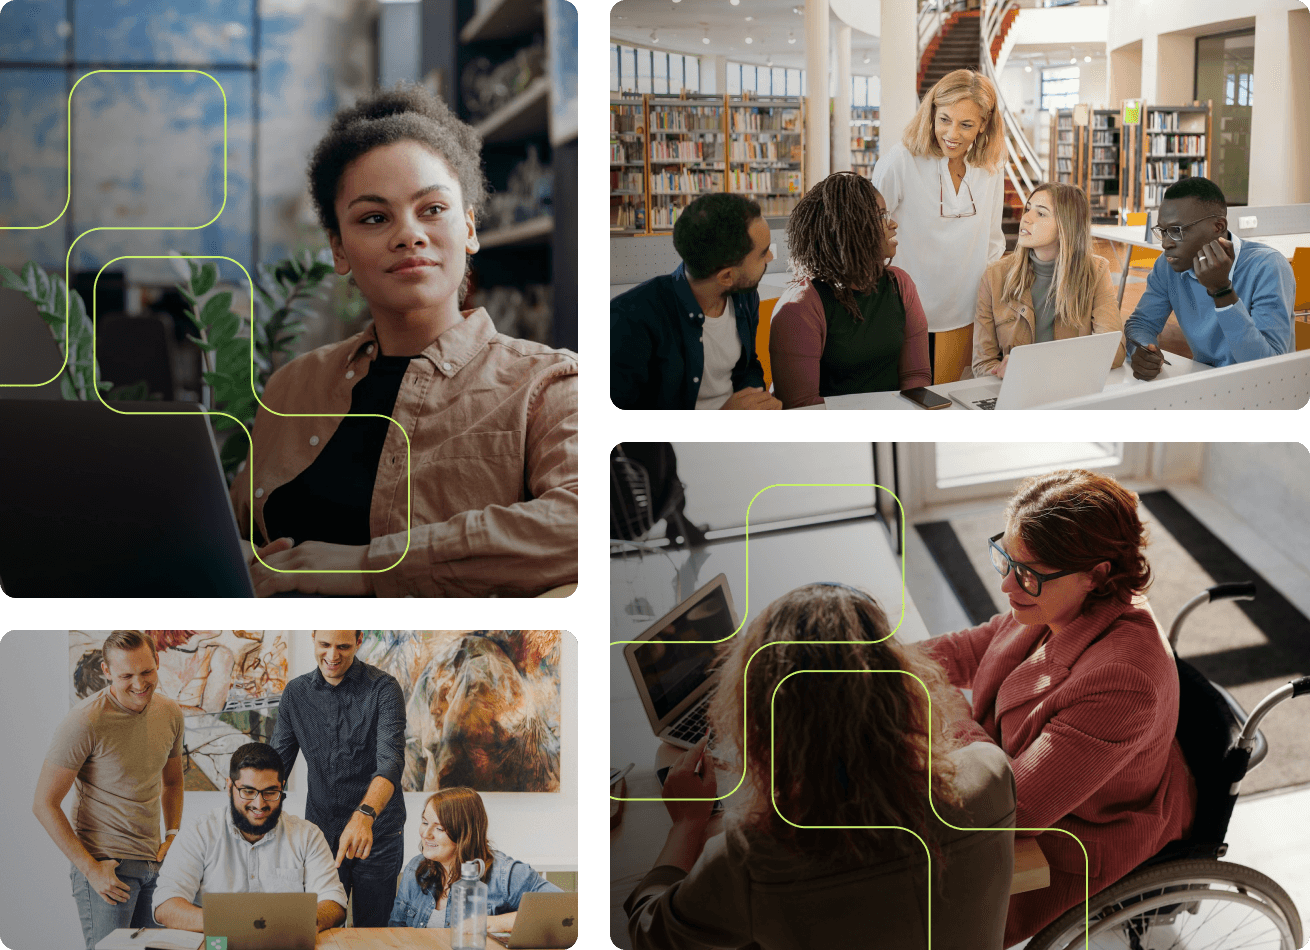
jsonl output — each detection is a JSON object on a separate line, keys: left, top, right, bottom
{"left": 921, "top": 597, "right": 1198, "bottom": 946}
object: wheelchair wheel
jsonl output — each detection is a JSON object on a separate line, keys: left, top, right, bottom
{"left": 1025, "top": 859, "right": 1303, "bottom": 950}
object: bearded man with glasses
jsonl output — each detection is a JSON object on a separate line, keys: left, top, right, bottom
{"left": 152, "top": 742, "right": 348, "bottom": 934}
{"left": 913, "top": 469, "right": 1197, "bottom": 947}
{"left": 1122, "top": 176, "right": 1294, "bottom": 380}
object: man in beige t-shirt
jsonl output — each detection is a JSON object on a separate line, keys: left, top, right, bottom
{"left": 33, "top": 631, "right": 186, "bottom": 950}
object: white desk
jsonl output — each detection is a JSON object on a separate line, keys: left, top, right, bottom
{"left": 610, "top": 521, "right": 926, "bottom": 947}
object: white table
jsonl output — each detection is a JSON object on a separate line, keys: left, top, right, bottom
{"left": 610, "top": 521, "right": 927, "bottom": 947}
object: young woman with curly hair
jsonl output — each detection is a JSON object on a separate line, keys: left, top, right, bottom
{"left": 626, "top": 583, "right": 1017, "bottom": 950}
{"left": 871, "top": 69, "right": 1008, "bottom": 384}
{"left": 973, "top": 182, "right": 1124, "bottom": 380}
{"left": 230, "top": 83, "right": 578, "bottom": 598}
{"left": 916, "top": 470, "right": 1198, "bottom": 946}
{"left": 768, "top": 172, "right": 930, "bottom": 407}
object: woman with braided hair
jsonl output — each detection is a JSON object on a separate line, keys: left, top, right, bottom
{"left": 768, "top": 172, "right": 931, "bottom": 408}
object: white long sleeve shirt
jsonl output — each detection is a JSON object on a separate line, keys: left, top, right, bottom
{"left": 871, "top": 142, "right": 1007, "bottom": 332}
{"left": 152, "top": 805, "right": 348, "bottom": 920}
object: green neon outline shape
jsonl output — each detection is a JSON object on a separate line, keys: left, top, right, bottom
{"left": 1, "top": 69, "right": 414, "bottom": 575}
{"left": 610, "top": 483, "right": 1092, "bottom": 947}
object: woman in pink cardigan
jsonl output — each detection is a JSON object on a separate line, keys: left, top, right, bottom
{"left": 917, "top": 470, "right": 1198, "bottom": 947}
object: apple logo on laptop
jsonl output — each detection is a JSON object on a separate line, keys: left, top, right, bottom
{"left": 562, "top": 917, "right": 575, "bottom": 927}
{"left": 253, "top": 918, "right": 267, "bottom": 930}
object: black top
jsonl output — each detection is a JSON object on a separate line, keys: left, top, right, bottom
{"left": 813, "top": 274, "right": 907, "bottom": 397}
{"left": 271, "top": 658, "right": 407, "bottom": 840}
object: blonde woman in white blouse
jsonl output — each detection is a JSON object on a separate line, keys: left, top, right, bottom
{"left": 871, "top": 69, "right": 1007, "bottom": 384}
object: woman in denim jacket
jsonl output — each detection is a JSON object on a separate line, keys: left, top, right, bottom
{"left": 389, "top": 787, "right": 561, "bottom": 929}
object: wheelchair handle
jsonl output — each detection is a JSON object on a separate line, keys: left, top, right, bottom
{"left": 1207, "top": 581, "right": 1257, "bottom": 602}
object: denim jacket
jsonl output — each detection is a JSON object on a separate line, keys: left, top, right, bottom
{"left": 388, "top": 850, "right": 562, "bottom": 928}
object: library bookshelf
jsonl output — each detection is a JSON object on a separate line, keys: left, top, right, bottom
{"left": 850, "top": 106, "right": 879, "bottom": 180}
{"left": 1121, "top": 101, "right": 1212, "bottom": 213}
{"left": 1085, "top": 109, "right": 1120, "bottom": 222}
{"left": 1049, "top": 109, "right": 1076, "bottom": 186}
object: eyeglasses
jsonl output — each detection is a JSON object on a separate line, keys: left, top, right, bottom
{"left": 939, "top": 171, "right": 977, "bottom": 219}
{"left": 234, "top": 785, "right": 285, "bottom": 802}
{"left": 1150, "top": 213, "right": 1223, "bottom": 243}
{"left": 988, "top": 532, "right": 1079, "bottom": 597}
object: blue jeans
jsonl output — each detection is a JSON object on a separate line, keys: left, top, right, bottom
{"left": 71, "top": 859, "right": 162, "bottom": 950}
{"left": 326, "top": 830, "right": 404, "bottom": 928}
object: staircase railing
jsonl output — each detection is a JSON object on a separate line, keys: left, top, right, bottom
{"left": 917, "top": 0, "right": 947, "bottom": 66}
{"left": 979, "top": 0, "right": 1042, "bottom": 202}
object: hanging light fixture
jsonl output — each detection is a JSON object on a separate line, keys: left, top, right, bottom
{"left": 863, "top": 53, "right": 870, "bottom": 64}
{"left": 744, "top": 35, "right": 753, "bottom": 44}
{"left": 1024, "top": 64, "right": 1032, "bottom": 72}
{"left": 650, "top": 30, "right": 659, "bottom": 43}
{"left": 788, "top": 31, "right": 796, "bottom": 44}
{"left": 1084, "top": 55, "right": 1091, "bottom": 62}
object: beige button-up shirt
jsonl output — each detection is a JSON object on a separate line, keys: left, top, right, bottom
{"left": 230, "top": 308, "right": 578, "bottom": 597}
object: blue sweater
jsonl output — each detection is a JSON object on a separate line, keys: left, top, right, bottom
{"left": 388, "top": 850, "right": 562, "bottom": 928}
{"left": 1123, "top": 235, "right": 1294, "bottom": 367}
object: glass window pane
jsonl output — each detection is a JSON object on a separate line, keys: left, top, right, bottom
{"left": 636, "top": 47, "right": 652, "bottom": 94}
{"left": 653, "top": 51, "right": 668, "bottom": 95}
{"left": 727, "top": 63, "right": 741, "bottom": 94}
{"left": 687, "top": 56, "right": 700, "bottom": 93}
{"left": 611, "top": 44, "right": 619, "bottom": 92}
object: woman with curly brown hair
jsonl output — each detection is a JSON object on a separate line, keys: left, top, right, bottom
{"left": 917, "top": 470, "right": 1198, "bottom": 947}
{"left": 769, "top": 172, "right": 931, "bottom": 407}
{"left": 626, "top": 583, "right": 1017, "bottom": 950}
{"left": 230, "top": 83, "right": 577, "bottom": 598}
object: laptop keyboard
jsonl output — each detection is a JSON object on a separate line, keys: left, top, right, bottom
{"left": 667, "top": 692, "right": 713, "bottom": 744}
{"left": 971, "top": 397, "right": 998, "bottom": 410}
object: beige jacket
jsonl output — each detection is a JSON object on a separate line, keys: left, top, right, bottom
{"left": 972, "top": 254, "right": 1125, "bottom": 378}
{"left": 625, "top": 742, "right": 1016, "bottom": 950}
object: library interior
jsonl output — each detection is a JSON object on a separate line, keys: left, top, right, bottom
{"left": 609, "top": 0, "right": 1310, "bottom": 410}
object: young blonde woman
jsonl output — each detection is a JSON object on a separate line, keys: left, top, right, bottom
{"left": 626, "top": 583, "right": 1017, "bottom": 950}
{"left": 973, "top": 182, "right": 1124, "bottom": 379}
{"left": 871, "top": 69, "right": 1007, "bottom": 385}
{"left": 769, "top": 172, "right": 930, "bottom": 407}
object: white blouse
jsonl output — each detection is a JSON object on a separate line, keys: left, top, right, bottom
{"left": 871, "top": 142, "right": 1006, "bottom": 333}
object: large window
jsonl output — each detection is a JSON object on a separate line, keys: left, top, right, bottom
{"left": 726, "top": 61, "right": 803, "bottom": 96}
{"left": 852, "top": 75, "right": 875, "bottom": 107}
{"left": 1196, "top": 29, "right": 1253, "bottom": 204}
{"left": 1040, "top": 66, "right": 1080, "bottom": 111}
{"left": 610, "top": 43, "right": 701, "bottom": 94}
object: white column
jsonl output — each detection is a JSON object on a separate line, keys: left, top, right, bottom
{"left": 715, "top": 55, "right": 728, "bottom": 96}
{"left": 699, "top": 54, "right": 728, "bottom": 94}
{"left": 832, "top": 24, "right": 852, "bottom": 173}
{"left": 1250, "top": 7, "right": 1309, "bottom": 205}
{"left": 879, "top": 0, "right": 916, "bottom": 150}
{"left": 804, "top": 0, "right": 830, "bottom": 188}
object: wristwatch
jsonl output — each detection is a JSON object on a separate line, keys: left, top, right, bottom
{"left": 355, "top": 804, "right": 378, "bottom": 820}
{"left": 1206, "top": 283, "right": 1234, "bottom": 298}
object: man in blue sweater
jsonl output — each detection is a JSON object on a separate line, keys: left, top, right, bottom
{"left": 1124, "top": 177, "right": 1294, "bottom": 380}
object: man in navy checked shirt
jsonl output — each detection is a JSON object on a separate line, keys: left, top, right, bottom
{"left": 272, "top": 630, "right": 406, "bottom": 927}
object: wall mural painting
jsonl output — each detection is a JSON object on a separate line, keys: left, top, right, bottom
{"left": 358, "top": 630, "right": 562, "bottom": 794}
{"left": 69, "top": 631, "right": 286, "bottom": 791}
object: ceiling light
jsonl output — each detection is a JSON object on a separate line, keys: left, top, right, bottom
{"left": 1084, "top": 55, "right": 1091, "bottom": 62}
{"left": 863, "top": 54, "right": 870, "bottom": 64}
{"left": 792, "top": 6, "right": 802, "bottom": 13}
{"left": 1070, "top": 56, "right": 1076, "bottom": 63}
{"left": 788, "top": 31, "right": 796, "bottom": 43}
{"left": 730, "top": 0, "right": 740, "bottom": 5}
{"left": 703, "top": 32, "right": 711, "bottom": 44}
{"left": 1024, "top": 64, "right": 1032, "bottom": 72}
{"left": 650, "top": 30, "right": 659, "bottom": 43}
{"left": 766, "top": 56, "right": 773, "bottom": 66}
{"left": 745, "top": 15, "right": 753, "bottom": 20}
{"left": 745, "top": 36, "right": 752, "bottom": 43}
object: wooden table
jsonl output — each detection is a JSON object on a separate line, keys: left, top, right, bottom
{"left": 317, "top": 929, "right": 542, "bottom": 949}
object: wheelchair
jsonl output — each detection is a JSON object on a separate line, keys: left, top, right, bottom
{"left": 1026, "top": 582, "right": 1310, "bottom": 950}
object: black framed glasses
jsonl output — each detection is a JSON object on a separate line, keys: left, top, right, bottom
{"left": 988, "top": 532, "right": 1079, "bottom": 597}
{"left": 1150, "top": 213, "right": 1223, "bottom": 243}
{"left": 234, "top": 785, "right": 285, "bottom": 802}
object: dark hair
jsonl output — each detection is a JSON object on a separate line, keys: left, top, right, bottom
{"left": 1006, "top": 469, "right": 1152, "bottom": 604}
{"left": 787, "top": 172, "right": 890, "bottom": 320}
{"left": 101, "top": 630, "right": 157, "bottom": 665}
{"left": 1162, "top": 176, "right": 1227, "bottom": 213}
{"left": 415, "top": 787, "right": 495, "bottom": 896}
{"left": 672, "top": 193, "right": 763, "bottom": 281}
{"left": 229, "top": 742, "right": 286, "bottom": 784}
{"left": 307, "top": 82, "right": 488, "bottom": 236}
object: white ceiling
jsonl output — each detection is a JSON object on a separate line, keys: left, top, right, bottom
{"left": 1007, "top": 42, "right": 1107, "bottom": 70}
{"left": 610, "top": 0, "right": 881, "bottom": 75}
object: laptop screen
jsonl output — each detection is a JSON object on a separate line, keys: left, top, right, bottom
{"left": 633, "top": 584, "right": 736, "bottom": 722}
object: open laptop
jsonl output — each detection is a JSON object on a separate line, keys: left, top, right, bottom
{"left": 623, "top": 573, "right": 739, "bottom": 750}
{"left": 488, "top": 892, "right": 578, "bottom": 949}
{"left": 948, "top": 331, "right": 1123, "bottom": 410}
{"left": 203, "top": 893, "right": 316, "bottom": 950}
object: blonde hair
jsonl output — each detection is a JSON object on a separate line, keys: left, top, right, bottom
{"left": 999, "top": 182, "right": 1099, "bottom": 329}
{"left": 708, "top": 583, "right": 965, "bottom": 863}
{"left": 902, "top": 69, "right": 1005, "bottom": 172}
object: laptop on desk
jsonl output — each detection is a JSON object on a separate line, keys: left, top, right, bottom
{"left": 488, "top": 892, "right": 578, "bottom": 949}
{"left": 203, "top": 893, "right": 317, "bottom": 950}
{"left": 948, "top": 332, "right": 1123, "bottom": 410}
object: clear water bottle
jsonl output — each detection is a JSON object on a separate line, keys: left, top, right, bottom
{"left": 449, "top": 858, "right": 488, "bottom": 950}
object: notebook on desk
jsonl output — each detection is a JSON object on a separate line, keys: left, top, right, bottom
{"left": 948, "top": 332, "right": 1122, "bottom": 410}
{"left": 94, "top": 929, "right": 202, "bottom": 950}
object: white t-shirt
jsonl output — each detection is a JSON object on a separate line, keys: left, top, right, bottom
{"left": 871, "top": 143, "right": 1006, "bottom": 333}
{"left": 695, "top": 296, "right": 742, "bottom": 410}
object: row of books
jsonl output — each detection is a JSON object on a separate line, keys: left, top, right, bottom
{"left": 1143, "top": 159, "right": 1206, "bottom": 182}
{"left": 725, "top": 169, "right": 801, "bottom": 193}
{"left": 649, "top": 140, "right": 723, "bottom": 161}
{"left": 649, "top": 201, "right": 689, "bottom": 230}
{"left": 610, "top": 105, "right": 641, "bottom": 134}
{"left": 730, "top": 109, "right": 801, "bottom": 132}
{"left": 755, "top": 195, "right": 801, "bottom": 215}
{"left": 648, "top": 106, "right": 722, "bottom": 131}
{"left": 1091, "top": 146, "right": 1116, "bottom": 161}
{"left": 609, "top": 170, "right": 644, "bottom": 192}
{"left": 610, "top": 200, "right": 645, "bottom": 231}
{"left": 1091, "top": 131, "right": 1118, "bottom": 145}
{"left": 727, "top": 140, "right": 800, "bottom": 161}
{"left": 1148, "top": 133, "right": 1205, "bottom": 155}
{"left": 1147, "top": 111, "right": 1203, "bottom": 131}
{"left": 1091, "top": 162, "right": 1117, "bottom": 178}
{"left": 610, "top": 143, "right": 638, "bottom": 163}
{"left": 1057, "top": 144, "right": 1074, "bottom": 158}
{"left": 650, "top": 170, "right": 724, "bottom": 195}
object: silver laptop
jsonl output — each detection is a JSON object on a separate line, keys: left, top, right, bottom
{"left": 949, "top": 331, "right": 1123, "bottom": 410}
{"left": 623, "top": 573, "right": 738, "bottom": 750}
{"left": 203, "top": 893, "right": 317, "bottom": 950}
{"left": 488, "top": 892, "right": 578, "bottom": 949}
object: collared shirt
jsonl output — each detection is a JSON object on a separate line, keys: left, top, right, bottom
{"left": 271, "top": 659, "right": 406, "bottom": 841}
{"left": 231, "top": 307, "right": 578, "bottom": 597}
{"left": 610, "top": 262, "right": 766, "bottom": 410}
{"left": 1123, "top": 233, "right": 1295, "bottom": 367}
{"left": 388, "top": 851, "right": 562, "bottom": 928}
{"left": 151, "top": 804, "right": 348, "bottom": 920}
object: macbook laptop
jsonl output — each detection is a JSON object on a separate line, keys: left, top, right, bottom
{"left": 0, "top": 400, "right": 255, "bottom": 597}
{"left": 948, "top": 331, "right": 1123, "bottom": 410}
{"left": 202, "top": 893, "right": 316, "bottom": 950}
{"left": 623, "top": 573, "right": 739, "bottom": 750}
{"left": 488, "top": 892, "right": 578, "bottom": 949}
